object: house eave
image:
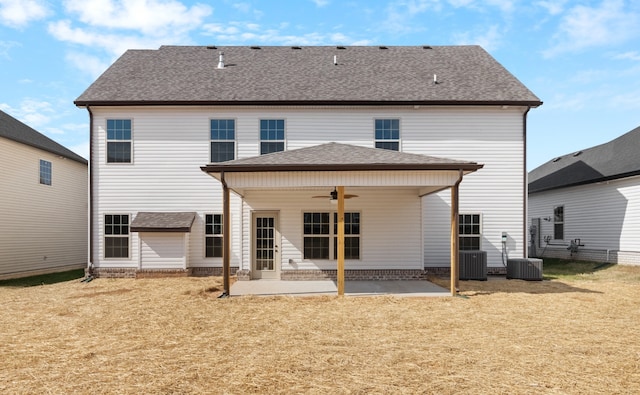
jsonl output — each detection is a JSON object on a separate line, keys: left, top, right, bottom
{"left": 529, "top": 169, "right": 640, "bottom": 194}
{"left": 201, "top": 163, "right": 484, "bottom": 173}
{"left": 74, "top": 99, "right": 542, "bottom": 108}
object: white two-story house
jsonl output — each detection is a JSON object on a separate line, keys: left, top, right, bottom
{"left": 75, "top": 45, "right": 541, "bottom": 287}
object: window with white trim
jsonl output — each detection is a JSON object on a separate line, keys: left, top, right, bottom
{"left": 39, "top": 159, "right": 51, "bottom": 185}
{"left": 333, "top": 212, "right": 360, "bottom": 259}
{"left": 205, "top": 214, "right": 223, "bottom": 258}
{"left": 303, "top": 212, "right": 361, "bottom": 260}
{"left": 554, "top": 206, "right": 564, "bottom": 240}
{"left": 210, "top": 119, "right": 235, "bottom": 162}
{"left": 375, "top": 119, "right": 400, "bottom": 151}
{"left": 104, "top": 214, "right": 129, "bottom": 258}
{"left": 260, "top": 119, "right": 285, "bottom": 154}
{"left": 106, "top": 119, "right": 132, "bottom": 163}
{"left": 459, "top": 213, "right": 481, "bottom": 250}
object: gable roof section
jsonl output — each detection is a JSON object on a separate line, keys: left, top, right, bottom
{"left": 201, "top": 142, "right": 483, "bottom": 173}
{"left": 529, "top": 125, "right": 640, "bottom": 193}
{"left": 75, "top": 45, "right": 541, "bottom": 106}
{"left": 0, "top": 109, "right": 87, "bottom": 164}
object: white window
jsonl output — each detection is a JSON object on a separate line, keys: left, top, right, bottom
{"left": 554, "top": 206, "right": 564, "bottom": 240}
{"left": 303, "top": 212, "right": 360, "bottom": 260}
{"left": 210, "top": 119, "right": 235, "bottom": 162}
{"left": 104, "top": 214, "right": 129, "bottom": 258}
{"left": 260, "top": 119, "right": 285, "bottom": 154}
{"left": 205, "top": 214, "right": 223, "bottom": 257}
{"left": 39, "top": 159, "right": 51, "bottom": 185}
{"left": 459, "top": 213, "right": 481, "bottom": 250}
{"left": 106, "top": 119, "right": 132, "bottom": 163}
{"left": 375, "top": 119, "right": 400, "bottom": 151}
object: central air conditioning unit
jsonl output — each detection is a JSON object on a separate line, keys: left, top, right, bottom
{"left": 459, "top": 250, "right": 487, "bottom": 281}
{"left": 507, "top": 258, "right": 543, "bottom": 281}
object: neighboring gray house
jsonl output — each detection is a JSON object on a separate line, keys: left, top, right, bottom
{"left": 74, "top": 45, "right": 541, "bottom": 288}
{"left": 0, "top": 110, "right": 88, "bottom": 279}
{"left": 528, "top": 126, "right": 640, "bottom": 265}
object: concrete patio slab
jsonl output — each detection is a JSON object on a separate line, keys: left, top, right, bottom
{"left": 230, "top": 280, "right": 449, "bottom": 297}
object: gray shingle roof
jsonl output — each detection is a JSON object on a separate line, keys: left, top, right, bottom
{"left": 75, "top": 45, "right": 541, "bottom": 106}
{"left": 201, "top": 142, "right": 483, "bottom": 173}
{"left": 130, "top": 212, "right": 197, "bottom": 232}
{"left": 529, "top": 125, "right": 640, "bottom": 193}
{"left": 0, "top": 109, "right": 87, "bottom": 164}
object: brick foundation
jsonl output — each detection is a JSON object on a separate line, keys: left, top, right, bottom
{"left": 281, "top": 269, "right": 431, "bottom": 281}
{"left": 88, "top": 267, "right": 238, "bottom": 279}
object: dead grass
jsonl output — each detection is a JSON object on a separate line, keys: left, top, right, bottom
{"left": 1, "top": 265, "right": 640, "bottom": 394}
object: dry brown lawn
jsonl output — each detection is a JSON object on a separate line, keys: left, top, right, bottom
{"left": 1, "top": 266, "right": 640, "bottom": 394}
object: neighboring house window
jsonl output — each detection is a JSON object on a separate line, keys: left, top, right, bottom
{"left": 554, "top": 206, "right": 564, "bottom": 240}
{"left": 333, "top": 212, "right": 361, "bottom": 259}
{"left": 459, "top": 214, "right": 481, "bottom": 250}
{"left": 104, "top": 214, "right": 129, "bottom": 258}
{"left": 303, "top": 212, "right": 360, "bottom": 260}
{"left": 210, "top": 119, "right": 235, "bottom": 162}
{"left": 39, "top": 159, "right": 51, "bottom": 185}
{"left": 375, "top": 119, "right": 400, "bottom": 151}
{"left": 106, "top": 119, "right": 132, "bottom": 163}
{"left": 260, "top": 119, "right": 285, "bottom": 154}
{"left": 205, "top": 214, "right": 223, "bottom": 258}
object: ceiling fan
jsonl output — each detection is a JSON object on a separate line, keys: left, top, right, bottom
{"left": 312, "top": 187, "right": 358, "bottom": 203}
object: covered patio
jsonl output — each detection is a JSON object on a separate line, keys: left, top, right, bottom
{"left": 201, "top": 143, "right": 483, "bottom": 296}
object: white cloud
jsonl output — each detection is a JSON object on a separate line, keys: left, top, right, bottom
{"left": 0, "top": 99, "right": 55, "bottom": 128}
{"left": 0, "top": 0, "right": 49, "bottom": 28}
{"left": 536, "top": 0, "right": 566, "bottom": 15}
{"left": 203, "top": 21, "right": 362, "bottom": 46}
{"left": 65, "top": 51, "right": 112, "bottom": 79}
{"left": 544, "top": 0, "right": 640, "bottom": 57}
{"left": 61, "top": 0, "right": 212, "bottom": 35}
{"left": 614, "top": 51, "right": 640, "bottom": 61}
{"left": 453, "top": 25, "right": 502, "bottom": 51}
{"left": 311, "top": 0, "right": 330, "bottom": 7}
{"left": 0, "top": 39, "right": 19, "bottom": 58}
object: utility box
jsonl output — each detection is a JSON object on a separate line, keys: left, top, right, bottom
{"left": 459, "top": 250, "right": 487, "bottom": 281}
{"left": 507, "top": 258, "right": 543, "bottom": 281}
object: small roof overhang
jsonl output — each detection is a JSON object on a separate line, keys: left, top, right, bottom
{"left": 130, "top": 212, "right": 197, "bottom": 232}
{"left": 200, "top": 142, "right": 483, "bottom": 193}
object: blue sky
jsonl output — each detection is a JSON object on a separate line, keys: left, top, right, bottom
{"left": 1, "top": 0, "right": 639, "bottom": 170}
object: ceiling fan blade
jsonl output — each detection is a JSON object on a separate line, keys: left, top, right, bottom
{"left": 312, "top": 195, "right": 329, "bottom": 198}
{"left": 344, "top": 194, "right": 359, "bottom": 198}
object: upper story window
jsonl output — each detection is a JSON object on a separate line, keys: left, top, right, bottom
{"left": 260, "top": 119, "right": 285, "bottom": 155}
{"left": 375, "top": 119, "right": 400, "bottom": 151}
{"left": 210, "top": 119, "right": 235, "bottom": 162}
{"left": 39, "top": 159, "right": 52, "bottom": 185}
{"left": 554, "top": 206, "right": 564, "bottom": 240}
{"left": 205, "top": 214, "right": 224, "bottom": 258}
{"left": 106, "top": 119, "right": 132, "bottom": 163}
{"left": 459, "top": 213, "right": 481, "bottom": 250}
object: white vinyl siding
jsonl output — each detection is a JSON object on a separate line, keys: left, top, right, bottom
{"left": 0, "top": 137, "right": 87, "bottom": 279}
{"left": 529, "top": 175, "right": 640, "bottom": 259}
{"left": 140, "top": 233, "right": 188, "bottom": 269}
{"left": 90, "top": 105, "right": 527, "bottom": 271}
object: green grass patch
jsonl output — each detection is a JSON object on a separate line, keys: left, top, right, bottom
{"left": 542, "top": 258, "right": 640, "bottom": 282}
{"left": 0, "top": 269, "right": 85, "bottom": 287}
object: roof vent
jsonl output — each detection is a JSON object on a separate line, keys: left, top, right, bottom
{"left": 207, "top": 45, "right": 217, "bottom": 50}
{"left": 552, "top": 157, "right": 562, "bottom": 162}
{"left": 291, "top": 46, "right": 302, "bottom": 50}
{"left": 333, "top": 55, "right": 338, "bottom": 65}
{"left": 217, "top": 52, "right": 225, "bottom": 69}
{"left": 423, "top": 45, "right": 433, "bottom": 49}
{"left": 336, "top": 46, "right": 346, "bottom": 50}
{"left": 573, "top": 151, "right": 583, "bottom": 157}
{"left": 250, "top": 46, "right": 261, "bottom": 49}
{"left": 379, "top": 46, "right": 388, "bottom": 49}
